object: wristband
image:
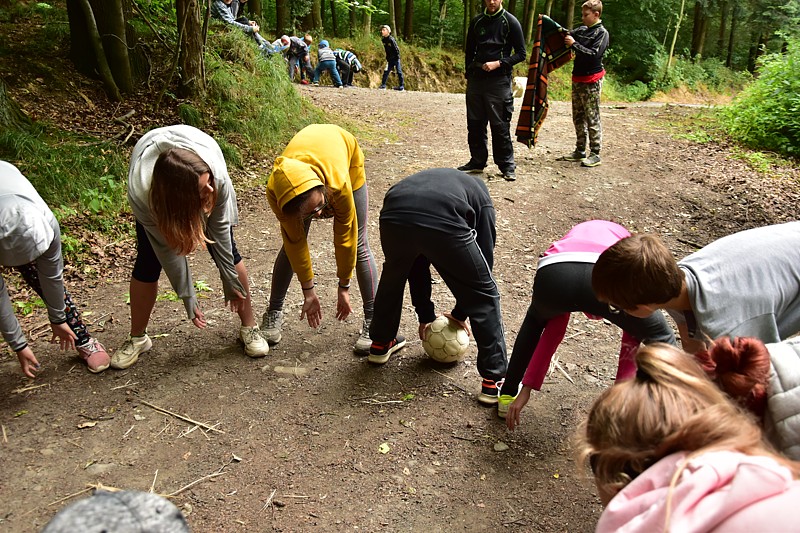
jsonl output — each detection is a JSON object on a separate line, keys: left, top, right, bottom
{"left": 338, "top": 283, "right": 351, "bottom": 289}
{"left": 302, "top": 284, "right": 315, "bottom": 291}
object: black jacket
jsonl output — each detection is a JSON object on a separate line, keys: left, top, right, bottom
{"left": 464, "top": 8, "right": 526, "bottom": 79}
{"left": 570, "top": 22, "right": 609, "bottom": 77}
{"left": 382, "top": 35, "right": 401, "bottom": 61}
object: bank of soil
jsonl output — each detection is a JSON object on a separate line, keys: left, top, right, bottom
{"left": 1, "top": 85, "right": 798, "bottom": 532}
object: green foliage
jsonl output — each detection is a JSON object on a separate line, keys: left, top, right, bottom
{"left": 79, "top": 175, "right": 124, "bottom": 214}
{"left": 178, "top": 103, "right": 204, "bottom": 128}
{"left": 13, "top": 297, "right": 45, "bottom": 316}
{"left": 0, "top": 129, "right": 128, "bottom": 212}
{"left": 204, "top": 28, "right": 324, "bottom": 158}
{"left": 720, "top": 39, "right": 800, "bottom": 157}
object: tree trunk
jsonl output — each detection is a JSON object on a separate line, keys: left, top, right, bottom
{"left": 331, "top": 0, "right": 339, "bottom": 36}
{"left": 565, "top": 0, "right": 574, "bottom": 29}
{"left": 176, "top": 0, "right": 205, "bottom": 99}
{"left": 666, "top": 0, "right": 686, "bottom": 76}
{"left": 523, "top": 0, "right": 537, "bottom": 43}
{"left": 690, "top": 0, "right": 706, "bottom": 58}
{"left": 716, "top": 0, "right": 729, "bottom": 58}
{"left": 544, "top": 0, "right": 553, "bottom": 16}
{"left": 93, "top": 0, "right": 134, "bottom": 93}
{"left": 249, "top": 0, "right": 262, "bottom": 18}
{"left": 312, "top": 0, "right": 323, "bottom": 32}
{"left": 363, "top": 0, "right": 372, "bottom": 34}
{"left": 349, "top": 1, "right": 357, "bottom": 37}
{"left": 508, "top": 0, "right": 516, "bottom": 18}
{"left": 695, "top": 16, "right": 709, "bottom": 58}
{"left": 403, "top": 0, "right": 413, "bottom": 38}
{"left": 76, "top": 0, "right": 122, "bottom": 101}
{"left": 387, "top": 0, "right": 396, "bottom": 37}
{"left": 276, "top": 0, "right": 289, "bottom": 35}
{"left": 0, "top": 78, "right": 33, "bottom": 132}
{"left": 394, "top": 0, "right": 403, "bottom": 36}
{"left": 726, "top": 5, "right": 737, "bottom": 67}
{"left": 438, "top": 0, "right": 446, "bottom": 48}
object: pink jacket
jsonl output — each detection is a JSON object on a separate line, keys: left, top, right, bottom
{"left": 597, "top": 450, "right": 800, "bottom": 533}
{"left": 521, "top": 220, "right": 634, "bottom": 389}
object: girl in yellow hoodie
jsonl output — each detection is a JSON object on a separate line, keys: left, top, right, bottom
{"left": 264, "top": 124, "right": 378, "bottom": 354}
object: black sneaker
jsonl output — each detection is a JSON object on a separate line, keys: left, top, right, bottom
{"left": 501, "top": 169, "right": 516, "bottom": 181}
{"left": 457, "top": 162, "right": 486, "bottom": 173}
{"left": 478, "top": 378, "right": 502, "bottom": 405}
{"left": 394, "top": 86, "right": 405, "bottom": 91}
{"left": 368, "top": 336, "right": 407, "bottom": 365}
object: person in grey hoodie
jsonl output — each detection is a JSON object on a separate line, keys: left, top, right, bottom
{"left": 0, "top": 161, "right": 110, "bottom": 376}
{"left": 117, "top": 125, "right": 269, "bottom": 369}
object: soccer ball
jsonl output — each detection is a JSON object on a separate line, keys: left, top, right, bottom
{"left": 423, "top": 316, "right": 469, "bottom": 363}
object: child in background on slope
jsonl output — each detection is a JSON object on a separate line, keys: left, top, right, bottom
{"left": 0, "top": 161, "right": 110, "bottom": 376}
{"left": 580, "top": 343, "right": 800, "bottom": 532}
{"left": 117, "top": 125, "right": 269, "bottom": 370}
{"left": 501, "top": 220, "right": 675, "bottom": 428}
{"left": 312, "top": 40, "right": 343, "bottom": 87}
{"left": 379, "top": 25, "right": 405, "bottom": 91}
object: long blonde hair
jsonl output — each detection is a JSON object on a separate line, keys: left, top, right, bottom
{"left": 149, "top": 148, "right": 217, "bottom": 255}
{"left": 578, "top": 343, "right": 800, "bottom": 513}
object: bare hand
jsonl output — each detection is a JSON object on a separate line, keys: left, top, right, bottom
{"left": 418, "top": 322, "right": 429, "bottom": 341}
{"left": 443, "top": 312, "right": 471, "bottom": 337}
{"left": 481, "top": 60, "right": 501, "bottom": 72}
{"left": 192, "top": 306, "right": 207, "bottom": 329}
{"left": 49, "top": 322, "right": 77, "bottom": 351}
{"left": 564, "top": 35, "right": 575, "bottom": 46}
{"left": 16, "top": 347, "right": 40, "bottom": 378}
{"left": 506, "top": 386, "right": 532, "bottom": 431}
{"left": 251, "top": 23, "right": 260, "bottom": 32}
{"left": 300, "top": 290, "right": 322, "bottom": 328}
{"left": 227, "top": 289, "right": 247, "bottom": 314}
{"left": 336, "top": 287, "right": 352, "bottom": 321}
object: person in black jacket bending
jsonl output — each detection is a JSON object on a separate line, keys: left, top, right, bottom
{"left": 561, "top": 0, "right": 609, "bottom": 167}
{"left": 368, "top": 168, "right": 509, "bottom": 406}
{"left": 459, "top": 0, "right": 526, "bottom": 182}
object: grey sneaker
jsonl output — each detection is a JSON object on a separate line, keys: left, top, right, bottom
{"left": 240, "top": 326, "right": 269, "bottom": 358}
{"left": 260, "top": 309, "right": 283, "bottom": 345}
{"left": 582, "top": 153, "right": 602, "bottom": 167}
{"left": 559, "top": 150, "right": 587, "bottom": 162}
{"left": 353, "top": 318, "right": 372, "bottom": 356}
{"left": 111, "top": 334, "right": 152, "bottom": 370}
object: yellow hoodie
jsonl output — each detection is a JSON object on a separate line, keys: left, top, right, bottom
{"left": 266, "top": 124, "right": 366, "bottom": 284}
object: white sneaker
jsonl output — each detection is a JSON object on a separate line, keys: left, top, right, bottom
{"left": 260, "top": 310, "right": 283, "bottom": 345}
{"left": 111, "top": 334, "right": 152, "bottom": 369}
{"left": 240, "top": 326, "right": 270, "bottom": 358}
{"left": 353, "top": 318, "right": 372, "bottom": 356}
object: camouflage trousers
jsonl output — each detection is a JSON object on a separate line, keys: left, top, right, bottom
{"left": 571, "top": 79, "right": 603, "bottom": 155}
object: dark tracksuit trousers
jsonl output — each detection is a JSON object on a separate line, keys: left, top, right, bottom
{"left": 370, "top": 222, "right": 507, "bottom": 381}
{"left": 465, "top": 75, "right": 515, "bottom": 173}
{"left": 498, "top": 262, "right": 676, "bottom": 396}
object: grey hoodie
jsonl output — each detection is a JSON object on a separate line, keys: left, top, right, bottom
{"left": 128, "top": 125, "right": 244, "bottom": 318}
{"left": 0, "top": 161, "right": 66, "bottom": 351}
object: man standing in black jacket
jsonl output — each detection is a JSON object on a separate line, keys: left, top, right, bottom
{"left": 368, "top": 168, "right": 508, "bottom": 406}
{"left": 459, "top": 0, "right": 526, "bottom": 181}
{"left": 379, "top": 25, "right": 405, "bottom": 91}
{"left": 561, "top": 0, "right": 609, "bottom": 167}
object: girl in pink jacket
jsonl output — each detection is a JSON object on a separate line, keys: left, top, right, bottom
{"left": 580, "top": 343, "right": 800, "bottom": 532}
{"left": 502, "top": 220, "right": 675, "bottom": 427}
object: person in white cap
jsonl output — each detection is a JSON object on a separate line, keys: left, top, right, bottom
{"left": 0, "top": 161, "right": 110, "bottom": 376}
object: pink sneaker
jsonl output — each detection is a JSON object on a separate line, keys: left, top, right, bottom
{"left": 300, "top": 79, "right": 310, "bottom": 85}
{"left": 77, "top": 338, "right": 111, "bottom": 373}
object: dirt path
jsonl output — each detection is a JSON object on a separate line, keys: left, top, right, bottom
{"left": 1, "top": 87, "right": 797, "bottom": 532}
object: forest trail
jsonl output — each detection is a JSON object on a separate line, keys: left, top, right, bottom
{"left": 1, "top": 86, "right": 797, "bottom": 532}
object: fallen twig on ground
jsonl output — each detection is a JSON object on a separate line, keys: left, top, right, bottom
{"left": 139, "top": 399, "right": 225, "bottom": 434}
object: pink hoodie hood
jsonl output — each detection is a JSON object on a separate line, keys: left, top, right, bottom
{"left": 597, "top": 450, "right": 800, "bottom": 533}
